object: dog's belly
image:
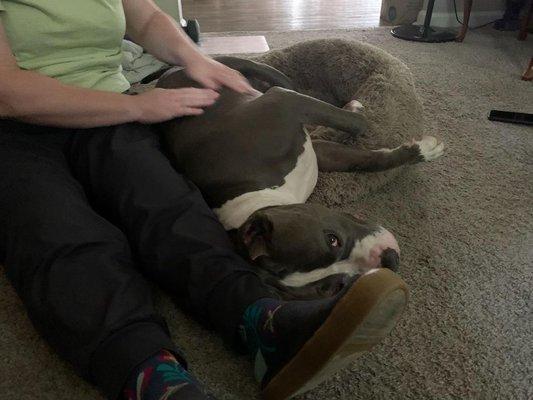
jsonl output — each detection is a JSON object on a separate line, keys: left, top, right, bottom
{"left": 214, "top": 134, "right": 318, "bottom": 230}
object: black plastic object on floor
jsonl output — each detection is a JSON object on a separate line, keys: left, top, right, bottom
{"left": 488, "top": 110, "right": 533, "bottom": 126}
{"left": 177, "top": 0, "right": 200, "bottom": 43}
{"left": 391, "top": 0, "right": 456, "bottom": 42}
{"left": 183, "top": 19, "right": 201, "bottom": 43}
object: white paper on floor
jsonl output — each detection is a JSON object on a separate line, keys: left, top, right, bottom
{"left": 199, "top": 36, "right": 270, "bottom": 55}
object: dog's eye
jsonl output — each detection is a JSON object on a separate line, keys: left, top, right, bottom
{"left": 326, "top": 234, "right": 341, "bottom": 248}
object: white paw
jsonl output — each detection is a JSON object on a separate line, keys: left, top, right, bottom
{"left": 344, "top": 100, "right": 365, "bottom": 113}
{"left": 414, "top": 136, "right": 444, "bottom": 161}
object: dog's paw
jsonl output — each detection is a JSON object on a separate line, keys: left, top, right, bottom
{"left": 413, "top": 136, "right": 444, "bottom": 161}
{"left": 344, "top": 99, "right": 365, "bottom": 113}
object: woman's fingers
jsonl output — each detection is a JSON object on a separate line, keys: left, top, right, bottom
{"left": 173, "top": 87, "right": 219, "bottom": 99}
{"left": 184, "top": 98, "right": 217, "bottom": 108}
{"left": 171, "top": 88, "right": 219, "bottom": 107}
{"left": 180, "top": 107, "right": 205, "bottom": 116}
{"left": 199, "top": 77, "right": 222, "bottom": 91}
{"left": 134, "top": 88, "right": 218, "bottom": 123}
{"left": 180, "top": 95, "right": 218, "bottom": 108}
{"left": 184, "top": 55, "right": 256, "bottom": 94}
{"left": 218, "top": 70, "right": 255, "bottom": 94}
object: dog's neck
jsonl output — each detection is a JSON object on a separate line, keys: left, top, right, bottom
{"left": 214, "top": 192, "right": 297, "bottom": 231}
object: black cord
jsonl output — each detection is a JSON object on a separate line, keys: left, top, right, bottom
{"left": 453, "top": 0, "right": 500, "bottom": 30}
{"left": 453, "top": 0, "right": 463, "bottom": 24}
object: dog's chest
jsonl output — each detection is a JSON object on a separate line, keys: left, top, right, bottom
{"left": 214, "top": 135, "right": 318, "bottom": 230}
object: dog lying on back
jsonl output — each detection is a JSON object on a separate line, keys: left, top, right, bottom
{"left": 156, "top": 56, "right": 443, "bottom": 300}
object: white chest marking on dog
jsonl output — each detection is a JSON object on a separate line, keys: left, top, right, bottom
{"left": 280, "top": 228, "right": 399, "bottom": 287}
{"left": 214, "top": 134, "right": 318, "bottom": 230}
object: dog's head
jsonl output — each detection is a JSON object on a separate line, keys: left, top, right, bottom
{"left": 237, "top": 203, "right": 400, "bottom": 299}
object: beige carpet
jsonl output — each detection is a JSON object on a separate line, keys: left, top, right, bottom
{"left": 1, "top": 27, "right": 532, "bottom": 400}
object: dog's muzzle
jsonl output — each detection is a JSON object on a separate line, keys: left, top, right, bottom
{"left": 380, "top": 248, "right": 400, "bottom": 272}
{"left": 353, "top": 227, "right": 401, "bottom": 272}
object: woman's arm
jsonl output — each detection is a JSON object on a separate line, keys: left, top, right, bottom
{"left": 0, "top": 21, "right": 218, "bottom": 128}
{"left": 122, "top": 0, "right": 255, "bottom": 94}
{"left": 122, "top": 0, "right": 202, "bottom": 69}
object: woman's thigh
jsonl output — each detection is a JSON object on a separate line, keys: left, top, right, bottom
{"left": 0, "top": 122, "right": 127, "bottom": 276}
{"left": 0, "top": 122, "right": 163, "bottom": 372}
{"left": 64, "top": 122, "right": 262, "bottom": 314}
{"left": 65, "top": 122, "right": 237, "bottom": 260}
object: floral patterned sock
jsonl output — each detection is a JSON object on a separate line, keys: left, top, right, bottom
{"left": 123, "top": 350, "right": 215, "bottom": 400}
{"left": 239, "top": 293, "right": 351, "bottom": 388}
{"left": 238, "top": 298, "right": 286, "bottom": 383}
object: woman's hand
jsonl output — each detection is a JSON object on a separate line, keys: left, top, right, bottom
{"left": 184, "top": 55, "right": 256, "bottom": 94}
{"left": 130, "top": 87, "right": 219, "bottom": 124}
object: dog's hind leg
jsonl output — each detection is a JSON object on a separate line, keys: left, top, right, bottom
{"left": 313, "top": 136, "right": 444, "bottom": 172}
{"left": 305, "top": 100, "right": 366, "bottom": 142}
{"left": 264, "top": 87, "right": 368, "bottom": 136}
{"left": 214, "top": 56, "right": 294, "bottom": 90}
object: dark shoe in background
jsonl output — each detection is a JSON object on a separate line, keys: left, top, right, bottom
{"left": 494, "top": 0, "right": 526, "bottom": 31}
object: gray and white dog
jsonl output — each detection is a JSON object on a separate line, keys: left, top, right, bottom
{"left": 156, "top": 56, "right": 443, "bottom": 300}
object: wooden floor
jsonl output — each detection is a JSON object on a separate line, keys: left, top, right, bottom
{"left": 181, "top": 0, "right": 383, "bottom": 32}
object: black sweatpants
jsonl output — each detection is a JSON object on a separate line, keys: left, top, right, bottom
{"left": 0, "top": 119, "right": 272, "bottom": 400}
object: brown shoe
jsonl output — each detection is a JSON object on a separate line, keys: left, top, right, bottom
{"left": 262, "top": 268, "right": 408, "bottom": 400}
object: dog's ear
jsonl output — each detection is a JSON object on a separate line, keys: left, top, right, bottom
{"left": 241, "top": 214, "right": 273, "bottom": 260}
{"left": 303, "top": 124, "right": 316, "bottom": 136}
{"left": 249, "top": 236, "right": 269, "bottom": 260}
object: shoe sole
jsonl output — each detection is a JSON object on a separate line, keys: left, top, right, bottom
{"left": 262, "top": 268, "right": 408, "bottom": 400}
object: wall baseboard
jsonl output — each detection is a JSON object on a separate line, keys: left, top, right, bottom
{"left": 416, "top": 10, "right": 503, "bottom": 28}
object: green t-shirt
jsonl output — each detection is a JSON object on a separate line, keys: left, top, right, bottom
{"left": 0, "top": 0, "right": 130, "bottom": 93}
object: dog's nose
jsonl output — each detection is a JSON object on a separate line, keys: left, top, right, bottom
{"left": 381, "top": 248, "right": 400, "bottom": 272}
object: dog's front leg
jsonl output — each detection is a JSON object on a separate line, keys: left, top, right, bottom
{"left": 313, "top": 136, "right": 444, "bottom": 172}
